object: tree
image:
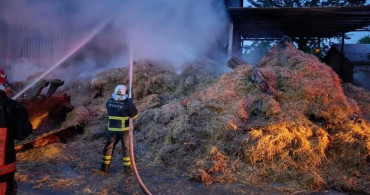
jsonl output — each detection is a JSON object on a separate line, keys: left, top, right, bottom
{"left": 321, "top": 0, "right": 366, "bottom": 6}
{"left": 358, "top": 35, "right": 370, "bottom": 44}
{"left": 246, "top": 0, "right": 308, "bottom": 7}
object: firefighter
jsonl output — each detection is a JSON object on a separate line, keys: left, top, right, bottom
{"left": 0, "top": 69, "right": 11, "bottom": 95}
{"left": 0, "top": 68, "right": 33, "bottom": 194}
{"left": 101, "top": 84, "right": 138, "bottom": 174}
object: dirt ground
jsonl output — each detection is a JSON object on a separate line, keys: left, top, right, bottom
{"left": 15, "top": 132, "right": 287, "bottom": 195}
{"left": 15, "top": 136, "right": 338, "bottom": 195}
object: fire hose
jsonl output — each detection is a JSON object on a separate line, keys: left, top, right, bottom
{"left": 129, "top": 119, "right": 152, "bottom": 195}
{"left": 128, "top": 47, "right": 152, "bottom": 195}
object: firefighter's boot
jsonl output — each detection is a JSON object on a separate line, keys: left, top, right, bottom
{"left": 101, "top": 163, "right": 110, "bottom": 174}
{"left": 124, "top": 165, "right": 132, "bottom": 174}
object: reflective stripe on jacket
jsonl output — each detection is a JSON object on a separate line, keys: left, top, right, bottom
{"left": 0, "top": 128, "right": 16, "bottom": 175}
{"left": 0, "top": 91, "right": 33, "bottom": 180}
{"left": 106, "top": 98, "right": 138, "bottom": 132}
{"left": 108, "top": 116, "right": 129, "bottom": 131}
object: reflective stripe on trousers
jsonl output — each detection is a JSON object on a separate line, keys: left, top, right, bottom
{"left": 102, "top": 155, "right": 112, "bottom": 165}
{"left": 102, "top": 131, "right": 129, "bottom": 166}
{"left": 122, "top": 156, "right": 131, "bottom": 166}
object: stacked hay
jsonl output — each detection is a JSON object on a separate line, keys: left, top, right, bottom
{"left": 132, "top": 42, "right": 368, "bottom": 192}
{"left": 61, "top": 43, "right": 369, "bottom": 192}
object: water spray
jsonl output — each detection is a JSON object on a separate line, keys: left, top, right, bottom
{"left": 128, "top": 45, "right": 133, "bottom": 99}
{"left": 12, "top": 20, "right": 109, "bottom": 100}
{"left": 128, "top": 45, "right": 152, "bottom": 195}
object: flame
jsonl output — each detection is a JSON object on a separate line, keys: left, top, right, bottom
{"left": 227, "top": 120, "right": 238, "bottom": 131}
{"left": 31, "top": 112, "right": 49, "bottom": 129}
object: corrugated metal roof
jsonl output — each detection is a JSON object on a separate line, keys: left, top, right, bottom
{"left": 333, "top": 44, "right": 370, "bottom": 64}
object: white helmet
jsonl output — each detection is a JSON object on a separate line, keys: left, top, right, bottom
{"left": 112, "top": 84, "right": 128, "bottom": 101}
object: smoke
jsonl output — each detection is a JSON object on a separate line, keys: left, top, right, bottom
{"left": 117, "top": 1, "right": 229, "bottom": 66}
{"left": 0, "top": 0, "right": 229, "bottom": 84}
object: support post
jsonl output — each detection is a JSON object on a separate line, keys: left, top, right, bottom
{"left": 340, "top": 31, "right": 345, "bottom": 79}
{"left": 317, "top": 37, "right": 320, "bottom": 49}
{"left": 227, "top": 22, "right": 234, "bottom": 59}
{"left": 298, "top": 36, "right": 306, "bottom": 50}
{"left": 232, "top": 25, "right": 242, "bottom": 57}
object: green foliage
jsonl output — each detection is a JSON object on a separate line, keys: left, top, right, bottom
{"left": 321, "top": 0, "right": 366, "bottom": 6}
{"left": 358, "top": 35, "right": 370, "bottom": 44}
{"left": 247, "top": 0, "right": 305, "bottom": 7}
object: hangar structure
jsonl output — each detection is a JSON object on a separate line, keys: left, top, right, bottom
{"left": 227, "top": 6, "right": 370, "bottom": 57}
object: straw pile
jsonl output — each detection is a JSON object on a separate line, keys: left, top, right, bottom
{"left": 45, "top": 41, "right": 370, "bottom": 192}
{"left": 132, "top": 42, "right": 368, "bottom": 192}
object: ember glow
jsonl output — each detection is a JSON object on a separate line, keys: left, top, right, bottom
{"left": 31, "top": 112, "right": 49, "bottom": 130}
{"left": 227, "top": 120, "right": 238, "bottom": 131}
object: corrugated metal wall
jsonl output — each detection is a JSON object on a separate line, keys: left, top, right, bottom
{"left": 0, "top": 22, "right": 71, "bottom": 68}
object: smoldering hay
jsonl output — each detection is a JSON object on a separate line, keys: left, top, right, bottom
{"left": 60, "top": 41, "right": 369, "bottom": 193}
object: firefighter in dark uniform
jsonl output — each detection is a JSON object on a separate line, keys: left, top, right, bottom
{"left": 0, "top": 68, "right": 33, "bottom": 194}
{"left": 101, "top": 84, "right": 138, "bottom": 174}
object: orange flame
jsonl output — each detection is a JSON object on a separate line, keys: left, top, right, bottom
{"left": 227, "top": 120, "right": 238, "bottom": 131}
{"left": 31, "top": 112, "right": 49, "bottom": 129}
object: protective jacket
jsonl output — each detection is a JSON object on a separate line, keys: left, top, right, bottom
{"left": 0, "top": 91, "right": 32, "bottom": 182}
{"left": 102, "top": 98, "right": 138, "bottom": 174}
{"left": 106, "top": 98, "right": 138, "bottom": 131}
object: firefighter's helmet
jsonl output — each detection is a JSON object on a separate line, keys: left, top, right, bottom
{"left": 0, "top": 68, "right": 6, "bottom": 84}
{"left": 112, "top": 84, "right": 128, "bottom": 101}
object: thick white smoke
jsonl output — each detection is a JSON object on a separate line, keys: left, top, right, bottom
{"left": 0, "top": 0, "right": 229, "bottom": 83}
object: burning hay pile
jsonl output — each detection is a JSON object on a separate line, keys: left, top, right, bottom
{"left": 116, "top": 41, "right": 367, "bottom": 192}
{"left": 18, "top": 42, "right": 369, "bottom": 193}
